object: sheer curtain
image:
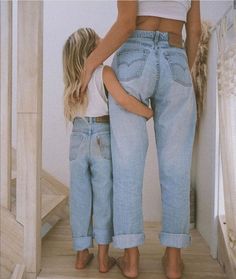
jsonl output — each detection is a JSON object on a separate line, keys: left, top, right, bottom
{"left": 217, "top": 15, "right": 236, "bottom": 265}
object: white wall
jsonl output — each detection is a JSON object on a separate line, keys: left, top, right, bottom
{"left": 43, "top": 0, "right": 116, "bottom": 187}
{"left": 194, "top": 0, "right": 232, "bottom": 257}
{"left": 42, "top": 1, "right": 161, "bottom": 222}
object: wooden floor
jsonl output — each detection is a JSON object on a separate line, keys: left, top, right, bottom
{"left": 38, "top": 217, "right": 227, "bottom": 279}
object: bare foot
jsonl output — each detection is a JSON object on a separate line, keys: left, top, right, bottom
{"left": 98, "top": 256, "right": 116, "bottom": 273}
{"left": 98, "top": 244, "right": 116, "bottom": 273}
{"left": 75, "top": 249, "right": 94, "bottom": 270}
{"left": 116, "top": 247, "right": 139, "bottom": 278}
{"left": 162, "top": 248, "right": 184, "bottom": 279}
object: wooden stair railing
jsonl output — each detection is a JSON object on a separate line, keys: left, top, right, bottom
{"left": 10, "top": 264, "right": 26, "bottom": 279}
{"left": 0, "top": 0, "right": 12, "bottom": 210}
{"left": 1, "top": 159, "right": 69, "bottom": 279}
{"left": 0, "top": 206, "right": 24, "bottom": 279}
{"left": 11, "top": 151, "right": 69, "bottom": 237}
{"left": 1, "top": 1, "right": 69, "bottom": 278}
{"left": 16, "top": 1, "right": 43, "bottom": 278}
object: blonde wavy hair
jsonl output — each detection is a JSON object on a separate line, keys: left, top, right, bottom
{"left": 191, "top": 21, "right": 211, "bottom": 131}
{"left": 63, "top": 28, "right": 99, "bottom": 121}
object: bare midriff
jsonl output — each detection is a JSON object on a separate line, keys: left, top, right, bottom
{"left": 136, "top": 16, "right": 185, "bottom": 36}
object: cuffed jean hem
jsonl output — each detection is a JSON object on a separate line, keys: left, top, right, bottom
{"left": 72, "top": 236, "right": 93, "bottom": 251}
{"left": 112, "top": 233, "right": 145, "bottom": 249}
{"left": 94, "top": 229, "right": 113, "bottom": 245}
{"left": 159, "top": 232, "right": 192, "bottom": 248}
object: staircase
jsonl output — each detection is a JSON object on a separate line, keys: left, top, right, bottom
{"left": 0, "top": 2, "right": 69, "bottom": 278}
{"left": 0, "top": 207, "right": 24, "bottom": 279}
{"left": 1, "top": 150, "right": 69, "bottom": 279}
{"left": 11, "top": 149, "right": 69, "bottom": 238}
{"left": 11, "top": 167, "right": 69, "bottom": 238}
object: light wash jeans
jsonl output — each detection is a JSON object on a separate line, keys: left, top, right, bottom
{"left": 109, "top": 30, "right": 197, "bottom": 249}
{"left": 69, "top": 117, "right": 113, "bottom": 251}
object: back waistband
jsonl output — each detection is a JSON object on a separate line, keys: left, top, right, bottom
{"left": 73, "top": 115, "right": 109, "bottom": 124}
{"left": 129, "top": 30, "right": 184, "bottom": 48}
{"left": 130, "top": 30, "right": 169, "bottom": 40}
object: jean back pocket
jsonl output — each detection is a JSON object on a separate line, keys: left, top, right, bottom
{"left": 164, "top": 50, "right": 192, "bottom": 87}
{"left": 69, "top": 133, "right": 84, "bottom": 161}
{"left": 116, "top": 48, "right": 150, "bottom": 82}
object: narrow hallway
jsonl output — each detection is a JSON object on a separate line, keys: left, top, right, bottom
{"left": 38, "top": 216, "right": 226, "bottom": 279}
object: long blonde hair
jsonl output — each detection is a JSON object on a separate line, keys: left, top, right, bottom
{"left": 63, "top": 28, "right": 99, "bottom": 121}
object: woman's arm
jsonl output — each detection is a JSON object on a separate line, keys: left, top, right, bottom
{"left": 185, "top": 0, "right": 201, "bottom": 71}
{"left": 103, "top": 66, "right": 153, "bottom": 120}
{"left": 80, "top": 1, "right": 137, "bottom": 92}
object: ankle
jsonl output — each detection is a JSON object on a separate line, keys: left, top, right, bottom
{"left": 124, "top": 247, "right": 139, "bottom": 268}
{"left": 78, "top": 249, "right": 89, "bottom": 256}
{"left": 125, "top": 247, "right": 139, "bottom": 256}
{"left": 165, "top": 247, "right": 181, "bottom": 257}
{"left": 164, "top": 247, "right": 183, "bottom": 268}
{"left": 98, "top": 245, "right": 109, "bottom": 260}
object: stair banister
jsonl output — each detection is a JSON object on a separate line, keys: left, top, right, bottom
{"left": 17, "top": 1, "right": 43, "bottom": 277}
{"left": 0, "top": 0, "right": 13, "bottom": 210}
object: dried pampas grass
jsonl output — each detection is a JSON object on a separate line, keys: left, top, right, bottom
{"left": 191, "top": 21, "right": 212, "bottom": 128}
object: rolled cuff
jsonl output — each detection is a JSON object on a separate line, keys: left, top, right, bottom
{"left": 72, "top": 236, "right": 93, "bottom": 251}
{"left": 159, "top": 232, "right": 192, "bottom": 248}
{"left": 94, "top": 228, "right": 113, "bottom": 244}
{"left": 112, "top": 233, "right": 145, "bottom": 249}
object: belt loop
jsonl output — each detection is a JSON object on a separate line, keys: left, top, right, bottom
{"left": 154, "top": 31, "right": 157, "bottom": 43}
{"left": 85, "top": 117, "right": 90, "bottom": 124}
{"left": 154, "top": 30, "right": 160, "bottom": 46}
{"left": 82, "top": 117, "right": 89, "bottom": 126}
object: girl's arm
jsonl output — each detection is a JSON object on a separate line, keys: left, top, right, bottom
{"left": 185, "top": 0, "right": 201, "bottom": 71}
{"left": 80, "top": 1, "right": 137, "bottom": 93}
{"left": 103, "top": 66, "right": 153, "bottom": 120}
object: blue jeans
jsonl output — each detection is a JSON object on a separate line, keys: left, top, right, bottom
{"left": 69, "top": 117, "right": 113, "bottom": 251}
{"left": 109, "top": 30, "right": 197, "bottom": 249}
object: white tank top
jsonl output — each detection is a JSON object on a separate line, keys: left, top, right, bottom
{"left": 76, "top": 65, "right": 108, "bottom": 117}
{"left": 137, "top": 0, "right": 191, "bottom": 22}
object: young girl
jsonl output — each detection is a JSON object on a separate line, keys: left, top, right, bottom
{"left": 62, "top": 28, "right": 153, "bottom": 273}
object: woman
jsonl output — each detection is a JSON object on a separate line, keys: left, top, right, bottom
{"left": 80, "top": 1, "right": 201, "bottom": 278}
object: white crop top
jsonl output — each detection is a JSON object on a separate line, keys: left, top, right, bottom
{"left": 76, "top": 65, "right": 108, "bottom": 118}
{"left": 138, "top": 0, "right": 191, "bottom": 22}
